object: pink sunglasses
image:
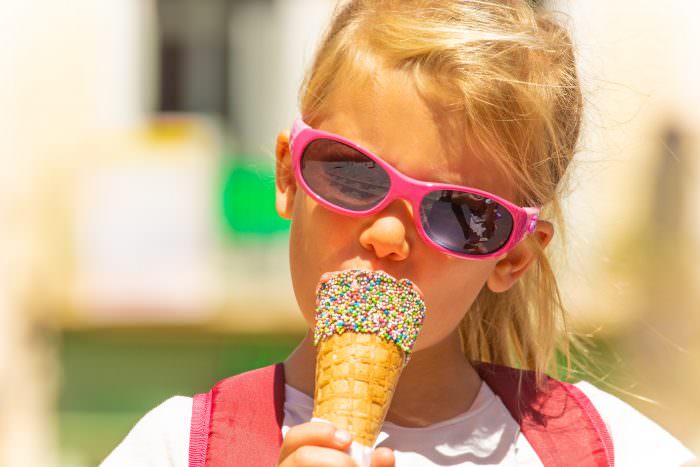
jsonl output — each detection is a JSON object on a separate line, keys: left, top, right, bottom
{"left": 289, "top": 118, "right": 540, "bottom": 260}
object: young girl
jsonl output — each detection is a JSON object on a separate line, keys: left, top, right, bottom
{"left": 102, "top": 1, "right": 697, "bottom": 466}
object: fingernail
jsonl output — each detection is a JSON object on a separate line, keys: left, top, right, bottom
{"left": 334, "top": 429, "right": 351, "bottom": 444}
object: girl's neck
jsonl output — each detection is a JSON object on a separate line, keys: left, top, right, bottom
{"left": 283, "top": 329, "right": 482, "bottom": 428}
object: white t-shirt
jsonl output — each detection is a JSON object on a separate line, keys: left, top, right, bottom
{"left": 100, "top": 380, "right": 697, "bottom": 466}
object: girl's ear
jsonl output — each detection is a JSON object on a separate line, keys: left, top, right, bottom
{"left": 486, "top": 220, "right": 554, "bottom": 293}
{"left": 275, "top": 130, "right": 297, "bottom": 220}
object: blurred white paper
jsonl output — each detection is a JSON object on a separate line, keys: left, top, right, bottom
{"left": 73, "top": 159, "right": 217, "bottom": 323}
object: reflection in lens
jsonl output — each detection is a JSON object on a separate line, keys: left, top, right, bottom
{"left": 301, "top": 139, "right": 390, "bottom": 211}
{"left": 420, "top": 190, "right": 513, "bottom": 255}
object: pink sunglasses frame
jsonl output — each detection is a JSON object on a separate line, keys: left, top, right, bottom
{"left": 289, "top": 118, "right": 541, "bottom": 260}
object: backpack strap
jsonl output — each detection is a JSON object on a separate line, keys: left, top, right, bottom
{"left": 188, "top": 363, "right": 286, "bottom": 467}
{"left": 189, "top": 361, "right": 614, "bottom": 467}
{"left": 475, "top": 362, "right": 615, "bottom": 467}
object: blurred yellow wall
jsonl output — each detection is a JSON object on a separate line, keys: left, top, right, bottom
{"left": 0, "top": 1, "right": 155, "bottom": 465}
{"left": 551, "top": 0, "right": 700, "bottom": 451}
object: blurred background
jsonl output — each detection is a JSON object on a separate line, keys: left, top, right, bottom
{"left": 0, "top": 0, "right": 698, "bottom": 465}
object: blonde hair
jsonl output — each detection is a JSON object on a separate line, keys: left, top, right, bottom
{"left": 299, "top": 0, "right": 583, "bottom": 381}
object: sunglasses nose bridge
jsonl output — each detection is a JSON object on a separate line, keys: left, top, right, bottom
{"left": 384, "top": 175, "right": 422, "bottom": 217}
{"left": 388, "top": 171, "right": 416, "bottom": 196}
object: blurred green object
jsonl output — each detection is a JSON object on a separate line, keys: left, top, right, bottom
{"left": 220, "top": 155, "right": 290, "bottom": 238}
{"left": 60, "top": 329, "right": 301, "bottom": 466}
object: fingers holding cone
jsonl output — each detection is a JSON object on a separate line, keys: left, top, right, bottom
{"left": 312, "top": 269, "right": 425, "bottom": 465}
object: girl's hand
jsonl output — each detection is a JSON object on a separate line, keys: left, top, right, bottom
{"left": 277, "top": 421, "right": 395, "bottom": 467}
{"left": 370, "top": 447, "right": 396, "bottom": 467}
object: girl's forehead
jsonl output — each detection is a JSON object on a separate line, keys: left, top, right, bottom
{"left": 314, "top": 70, "right": 516, "bottom": 200}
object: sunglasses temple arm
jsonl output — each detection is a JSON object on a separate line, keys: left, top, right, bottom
{"left": 523, "top": 207, "right": 541, "bottom": 235}
{"left": 290, "top": 118, "right": 308, "bottom": 150}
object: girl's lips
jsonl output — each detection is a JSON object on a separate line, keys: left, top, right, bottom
{"left": 316, "top": 269, "right": 425, "bottom": 300}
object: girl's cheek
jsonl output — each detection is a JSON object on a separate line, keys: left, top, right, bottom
{"left": 414, "top": 313, "right": 456, "bottom": 351}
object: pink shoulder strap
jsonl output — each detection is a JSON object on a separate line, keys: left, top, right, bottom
{"left": 189, "top": 362, "right": 614, "bottom": 467}
{"left": 475, "top": 362, "right": 614, "bottom": 467}
{"left": 188, "top": 390, "right": 212, "bottom": 467}
{"left": 189, "top": 363, "right": 285, "bottom": 467}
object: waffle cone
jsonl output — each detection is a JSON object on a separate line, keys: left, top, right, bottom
{"left": 313, "top": 332, "right": 404, "bottom": 447}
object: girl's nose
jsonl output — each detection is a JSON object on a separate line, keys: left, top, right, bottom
{"left": 358, "top": 214, "right": 410, "bottom": 261}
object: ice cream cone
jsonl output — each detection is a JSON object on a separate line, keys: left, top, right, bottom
{"left": 313, "top": 332, "right": 404, "bottom": 445}
{"left": 312, "top": 269, "right": 425, "bottom": 448}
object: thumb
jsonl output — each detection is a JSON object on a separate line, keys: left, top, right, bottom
{"left": 370, "top": 447, "right": 395, "bottom": 467}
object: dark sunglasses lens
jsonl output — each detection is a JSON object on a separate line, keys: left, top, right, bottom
{"left": 300, "top": 138, "right": 390, "bottom": 211}
{"left": 420, "top": 190, "right": 514, "bottom": 255}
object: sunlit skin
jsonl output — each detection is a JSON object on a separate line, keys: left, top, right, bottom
{"left": 275, "top": 68, "right": 553, "bottom": 465}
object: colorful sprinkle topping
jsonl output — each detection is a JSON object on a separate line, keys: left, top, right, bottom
{"left": 313, "top": 269, "right": 426, "bottom": 357}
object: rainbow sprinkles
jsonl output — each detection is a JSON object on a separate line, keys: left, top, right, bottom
{"left": 313, "top": 269, "right": 426, "bottom": 358}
